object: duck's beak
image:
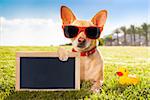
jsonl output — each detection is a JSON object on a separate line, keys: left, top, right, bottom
{"left": 116, "top": 72, "right": 123, "bottom": 76}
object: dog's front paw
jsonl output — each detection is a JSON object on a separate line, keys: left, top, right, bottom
{"left": 91, "top": 86, "right": 101, "bottom": 93}
{"left": 91, "top": 80, "right": 103, "bottom": 93}
{"left": 57, "top": 47, "right": 68, "bottom": 61}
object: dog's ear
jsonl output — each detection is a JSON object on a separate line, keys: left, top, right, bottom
{"left": 60, "top": 6, "right": 76, "bottom": 24}
{"left": 91, "top": 10, "right": 107, "bottom": 27}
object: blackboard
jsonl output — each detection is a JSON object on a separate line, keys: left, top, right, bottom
{"left": 16, "top": 52, "right": 80, "bottom": 91}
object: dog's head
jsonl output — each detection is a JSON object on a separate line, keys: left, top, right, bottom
{"left": 60, "top": 6, "right": 107, "bottom": 52}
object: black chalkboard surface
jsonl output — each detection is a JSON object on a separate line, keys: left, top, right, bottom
{"left": 16, "top": 52, "right": 80, "bottom": 91}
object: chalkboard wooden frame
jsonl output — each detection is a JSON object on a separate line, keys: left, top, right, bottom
{"left": 16, "top": 52, "right": 80, "bottom": 91}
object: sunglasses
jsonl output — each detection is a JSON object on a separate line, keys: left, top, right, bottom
{"left": 62, "top": 25, "right": 103, "bottom": 39}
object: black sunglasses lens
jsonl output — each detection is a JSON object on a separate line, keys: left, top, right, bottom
{"left": 64, "top": 26, "right": 79, "bottom": 38}
{"left": 86, "top": 27, "right": 101, "bottom": 39}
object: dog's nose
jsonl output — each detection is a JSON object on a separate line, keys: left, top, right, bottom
{"left": 78, "top": 37, "right": 86, "bottom": 43}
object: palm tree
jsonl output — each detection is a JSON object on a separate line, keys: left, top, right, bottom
{"left": 120, "top": 26, "right": 127, "bottom": 46}
{"left": 130, "top": 25, "right": 136, "bottom": 46}
{"left": 114, "top": 29, "right": 120, "bottom": 46}
{"left": 136, "top": 27, "right": 143, "bottom": 46}
{"left": 127, "top": 28, "right": 133, "bottom": 46}
{"left": 141, "top": 23, "right": 149, "bottom": 46}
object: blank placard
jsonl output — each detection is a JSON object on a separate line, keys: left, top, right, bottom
{"left": 16, "top": 52, "right": 80, "bottom": 91}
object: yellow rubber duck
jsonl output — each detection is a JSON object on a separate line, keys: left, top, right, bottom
{"left": 116, "top": 67, "right": 139, "bottom": 85}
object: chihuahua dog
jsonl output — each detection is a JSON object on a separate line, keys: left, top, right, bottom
{"left": 58, "top": 6, "right": 107, "bottom": 92}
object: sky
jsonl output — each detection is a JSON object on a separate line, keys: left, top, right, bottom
{"left": 0, "top": 0, "right": 149, "bottom": 46}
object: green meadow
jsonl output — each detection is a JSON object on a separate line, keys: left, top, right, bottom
{"left": 0, "top": 46, "right": 149, "bottom": 100}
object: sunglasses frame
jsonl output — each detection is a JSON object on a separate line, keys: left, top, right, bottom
{"left": 62, "top": 25, "right": 103, "bottom": 39}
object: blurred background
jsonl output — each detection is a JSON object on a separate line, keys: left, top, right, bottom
{"left": 0, "top": 1, "right": 149, "bottom": 99}
{"left": 0, "top": 0, "right": 149, "bottom": 46}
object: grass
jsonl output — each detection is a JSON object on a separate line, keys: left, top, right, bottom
{"left": 0, "top": 46, "right": 150, "bottom": 100}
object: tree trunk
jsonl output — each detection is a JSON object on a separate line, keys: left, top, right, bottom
{"left": 145, "top": 33, "right": 148, "bottom": 46}
{"left": 110, "top": 40, "right": 112, "bottom": 46}
{"left": 139, "top": 33, "right": 141, "bottom": 46}
{"left": 133, "top": 32, "right": 136, "bottom": 46}
{"left": 124, "top": 32, "right": 127, "bottom": 46}
{"left": 130, "top": 34, "right": 133, "bottom": 46}
{"left": 117, "top": 33, "right": 119, "bottom": 46}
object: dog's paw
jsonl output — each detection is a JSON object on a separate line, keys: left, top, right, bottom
{"left": 91, "top": 85, "right": 101, "bottom": 93}
{"left": 57, "top": 47, "right": 68, "bottom": 61}
{"left": 91, "top": 80, "right": 103, "bottom": 93}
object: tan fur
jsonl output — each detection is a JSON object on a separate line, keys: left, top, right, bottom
{"left": 58, "top": 6, "right": 107, "bottom": 93}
